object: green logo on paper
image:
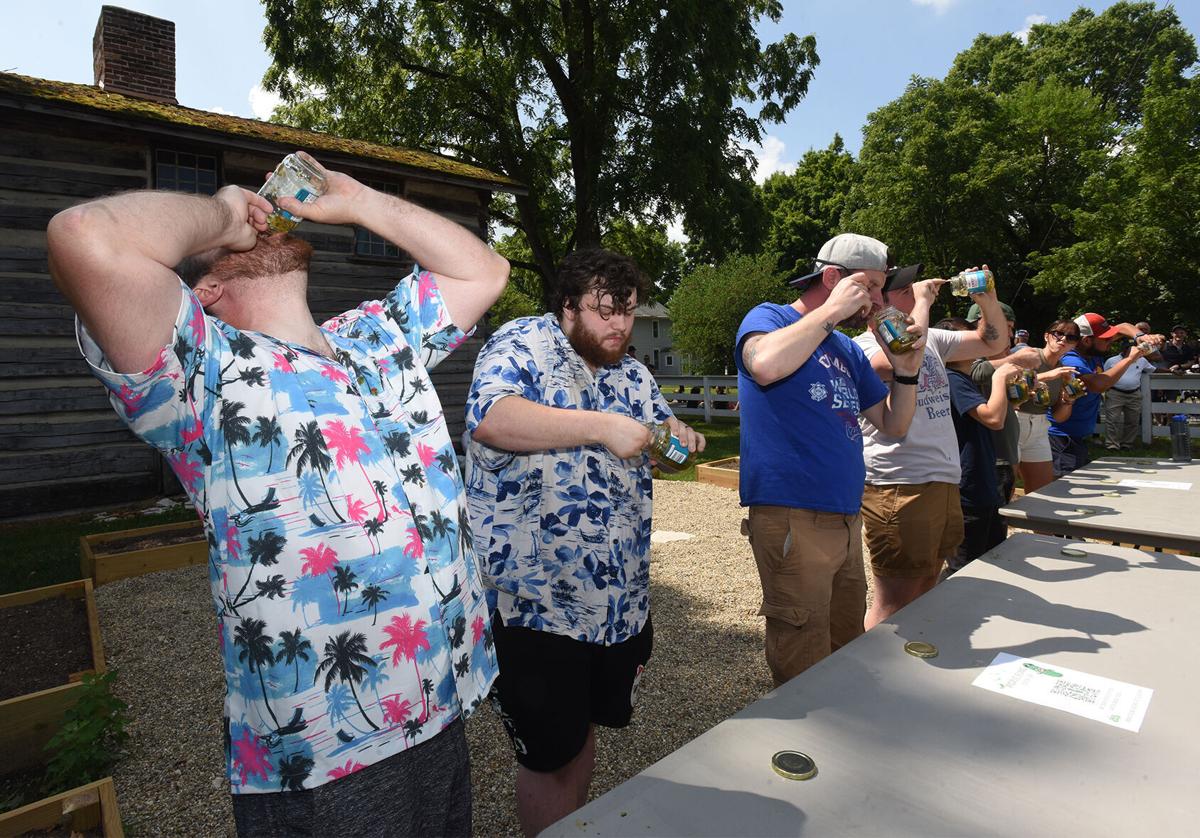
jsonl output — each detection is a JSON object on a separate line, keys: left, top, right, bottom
{"left": 1024, "top": 663, "right": 1063, "bottom": 678}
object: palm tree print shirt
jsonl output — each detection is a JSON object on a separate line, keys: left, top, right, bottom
{"left": 463, "top": 314, "right": 671, "bottom": 645}
{"left": 76, "top": 266, "right": 498, "bottom": 794}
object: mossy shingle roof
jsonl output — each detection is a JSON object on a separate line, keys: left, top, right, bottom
{"left": 0, "top": 72, "right": 521, "bottom": 192}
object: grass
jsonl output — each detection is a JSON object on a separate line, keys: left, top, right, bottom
{"left": 658, "top": 418, "right": 741, "bottom": 482}
{"left": 0, "top": 502, "right": 196, "bottom": 596}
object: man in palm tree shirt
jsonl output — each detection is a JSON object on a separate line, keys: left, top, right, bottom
{"left": 49, "top": 152, "right": 508, "bottom": 837}
{"left": 464, "top": 248, "right": 704, "bottom": 837}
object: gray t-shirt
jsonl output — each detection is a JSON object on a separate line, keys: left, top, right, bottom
{"left": 855, "top": 328, "right": 962, "bottom": 485}
{"left": 971, "top": 358, "right": 1020, "bottom": 465}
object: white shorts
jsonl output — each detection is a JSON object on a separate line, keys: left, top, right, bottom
{"left": 1016, "top": 412, "right": 1052, "bottom": 463}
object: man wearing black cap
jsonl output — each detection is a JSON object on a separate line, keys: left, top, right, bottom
{"left": 1048, "top": 313, "right": 1160, "bottom": 474}
{"left": 855, "top": 267, "right": 1011, "bottom": 629}
{"left": 735, "top": 233, "right": 925, "bottom": 684}
{"left": 1161, "top": 325, "right": 1197, "bottom": 372}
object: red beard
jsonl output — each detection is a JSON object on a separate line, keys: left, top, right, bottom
{"left": 204, "top": 233, "right": 313, "bottom": 283}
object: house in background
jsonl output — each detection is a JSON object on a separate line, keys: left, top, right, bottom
{"left": 631, "top": 302, "right": 679, "bottom": 374}
{"left": 0, "top": 5, "right": 523, "bottom": 519}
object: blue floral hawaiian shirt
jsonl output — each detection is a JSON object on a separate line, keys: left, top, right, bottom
{"left": 77, "top": 266, "right": 498, "bottom": 794}
{"left": 463, "top": 314, "right": 671, "bottom": 645}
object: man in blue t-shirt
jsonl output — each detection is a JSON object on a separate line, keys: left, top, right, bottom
{"left": 735, "top": 233, "right": 925, "bottom": 685}
{"left": 1049, "top": 312, "right": 1159, "bottom": 475}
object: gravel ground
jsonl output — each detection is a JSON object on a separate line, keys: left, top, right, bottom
{"left": 96, "top": 481, "right": 872, "bottom": 836}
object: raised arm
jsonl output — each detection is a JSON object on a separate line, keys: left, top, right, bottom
{"left": 740, "top": 273, "right": 872, "bottom": 386}
{"left": 276, "top": 152, "right": 508, "bottom": 333}
{"left": 47, "top": 186, "right": 271, "bottom": 373}
{"left": 970, "top": 362, "right": 1020, "bottom": 430}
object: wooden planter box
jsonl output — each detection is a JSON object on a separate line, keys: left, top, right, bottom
{"left": 0, "top": 776, "right": 122, "bottom": 837}
{"left": 696, "top": 456, "right": 740, "bottom": 490}
{"left": 0, "top": 580, "right": 105, "bottom": 775}
{"left": 80, "top": 519, "right": 206, "bottom": 587}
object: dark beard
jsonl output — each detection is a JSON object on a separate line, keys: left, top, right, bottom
{"left": 566, "top": 321, "right": 630, "bottom": 368}
{"left": 203, "top": 234, "right": 313, "bottom": 284}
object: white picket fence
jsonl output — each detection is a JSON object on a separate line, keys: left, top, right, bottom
{"left": 655, "top": 375, "right": 740, "bottom": 422}
{"left": 652, "top": 372, "right": 1200, "bottom": 442}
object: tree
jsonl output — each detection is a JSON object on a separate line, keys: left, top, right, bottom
{"left": 380, "top": 614, "right": 432, "bottom": 722}
{"left": 668, "top": 251, "right": 791, "bottom": 374}
{"left": 1034, "top": 59, "right": 1200, "bottom": 325}
{"left": 233, "top": 617, "right": 282, "bottom": 730}
{"left": 315, "top": 631, "right": 381, "bottom": 731}
{"left": 275, "top": 627, "right": 313, "bottom": 693}
{"left": 844, "top": 1, "right": 1196, "bottom": 328}
{"left": 261, "top": 0, "right": 818, "bottom": 285}
{"left": 758, "top": 134, "right": 859, "bottom": 277}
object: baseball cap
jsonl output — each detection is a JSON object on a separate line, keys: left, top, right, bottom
{"left": 786, "top": 233, "right": 921, "bottom": 291}
{"left": 1075, "top": 313, "right": 1121, "bottom": 340}
{"left": 966, "top": 301, "right": 1015, "bottom": 322}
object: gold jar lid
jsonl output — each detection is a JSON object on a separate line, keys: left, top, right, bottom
{"left": 904, "top": 640, "right": 938, "bottom": 658}
{"left": 771, "top": 750, "right": 817, "bottom": 781}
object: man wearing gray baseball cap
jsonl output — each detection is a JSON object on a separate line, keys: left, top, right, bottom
{"left": 735, "top": 233, "right": 925, "bottom": 684}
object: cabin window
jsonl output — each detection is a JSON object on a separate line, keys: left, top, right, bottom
{"left": 155, "top": 149, "right": 218, "bottom": 195}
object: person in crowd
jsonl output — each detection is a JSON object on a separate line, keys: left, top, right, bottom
{"left": 48, "top": 152, "right": 508, "bottom": 837}
{"left": 965, "top": 302, "right": 1022, "bottom": 505}
{"left": 1103, "top": 345, "right": 1156, "bottom": 450}
{"left": 1161, "top": 325, "right": 1197, "bottom": 372}
{"left": 1006, "top": 319, "right": 1084, "bottom": 493}
{"left": 463, "top": 248, "right": 703, "bottom": 837}
{"left": 855, "top": 267, "right": 1009, "bottom": 628}
{"left": 1048, "top": 313, "right": 1160, "bottom": 475}
{"left": 937, "top": 317, "right": 1022, "bottom": 574}
{"left": 1012, "top": 328, "right": 1031, "bottom": 351}
{"left": 736, "top": 233, "right": 924, "bottom": 685}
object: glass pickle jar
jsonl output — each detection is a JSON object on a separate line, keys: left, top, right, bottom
{"left": 646, "top": 422, "right": 694, "bottom": 473}
{"left": 1031, "top": 382, "right": 1053, "bottom": 408}
{"left": 258, "top": 153, "right": 328, "bottom": 233}
{"left": 1021, "top": 368, "right": 1038, "bottom": 390}
{"left": 1006, "top": 376, "right": 1030, "bottom": 403}
{"left": 873, "top": 306, "right": 917, "bottom": 354}
{"left": 1063, "top": 373, "right": 1087, "bottom": 399}
{"left": 948, "top": 269, "right": 995, "bottom": 297}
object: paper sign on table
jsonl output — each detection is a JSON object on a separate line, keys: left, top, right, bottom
{"left": 1116, "top": 479, "right": 1192, "bottom": 491}
{"left": 972, "top": 653, "right": 1152, "bottom": 732}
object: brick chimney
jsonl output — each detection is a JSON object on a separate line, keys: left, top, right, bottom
{"left": 92, "top": 6, "right": 177, "bottom": 104}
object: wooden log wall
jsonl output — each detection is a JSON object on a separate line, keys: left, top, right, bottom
{"left": 0, "top": 113, "right": 493, "bottom": 519}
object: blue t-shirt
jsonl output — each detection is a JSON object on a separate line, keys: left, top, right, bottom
{"left": 948, "top": 368, "right": 1001, "bottom": 508}
{"left": 735, "top": 303, "right": 888, "bottom": 514}
{"left": 1049, "top": 350, "right": 1103, "bottom": 438}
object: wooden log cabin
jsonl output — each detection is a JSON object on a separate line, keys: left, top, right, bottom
{"left": 0, "top": 6, "right": 523, "bottom": 519}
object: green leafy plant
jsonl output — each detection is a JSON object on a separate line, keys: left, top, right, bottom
{"left": 42, "top": 670, "right": 129, "bottom": 794}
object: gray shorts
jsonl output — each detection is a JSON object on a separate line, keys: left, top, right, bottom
{"left": 231, "top": 718, "right": 471, "bottom": 837}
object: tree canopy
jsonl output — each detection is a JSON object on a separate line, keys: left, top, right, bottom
{"left": 261, "top": 0, "right": 819, "bottom": 290}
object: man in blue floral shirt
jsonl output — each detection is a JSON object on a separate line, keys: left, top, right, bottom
{"left": 48, "top": 152, "right": 508, "bottom": 837}
{"left": 464, "top": 249, "right": 704, "bottom": 836}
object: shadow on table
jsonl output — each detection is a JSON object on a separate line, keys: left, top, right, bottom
{"left": 994, "top": 537, "right": 1200, "bottom": 582}
{"left": 565, "top": 776, "right": 806, "bottom": 837}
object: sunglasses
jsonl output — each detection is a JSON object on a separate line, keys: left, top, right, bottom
{"left": 1047, "top": 330, "right": 1080, "bottom": 343}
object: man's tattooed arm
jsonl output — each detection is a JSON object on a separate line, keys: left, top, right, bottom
{"left": 743, "top": 334, "right": 764, "bottom": 375}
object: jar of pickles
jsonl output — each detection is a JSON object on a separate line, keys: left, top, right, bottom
{"left": 1062, "top": 373, "right": 1087, "bottom": 400}
{"left": 1005, "top": 375, "right": 1031, "bottom": 403}
{"left": 873, "top": 306, "right": 918, "bottom": 354}
{"left": 1031, "top": 382, "right": 1053, "bottom": 408}
{"left": 258, "top": 153, "right": 328, "bottom": 233}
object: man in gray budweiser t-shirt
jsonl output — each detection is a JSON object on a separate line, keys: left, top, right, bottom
{"left": 855, "top": 269, "right": 1010, "bottom": 629}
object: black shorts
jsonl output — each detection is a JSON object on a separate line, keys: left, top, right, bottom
{"left": 489, "top": 614, "right": 653, "bottom": 772}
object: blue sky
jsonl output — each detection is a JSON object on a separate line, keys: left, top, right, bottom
{"left": 5, "top": 0, "right": 1197, "bottom": 189}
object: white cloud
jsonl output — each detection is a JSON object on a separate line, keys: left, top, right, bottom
{"left": 249, "top": 84, "right": 284, "bottom": 120}
{"left": 207, "top": 106, "right": 236, "bottom": 116}
{"left": 666, "top": 216, "right": 689, "bottom": 244}
{"left": 911, "top": 0, "right": 956, "bottom": 13}
{"left": 1017, "top": 14, "right": 1048, "bottom": 43}
{"left": 752, "top": 135, "right": 797, "bottom": 185}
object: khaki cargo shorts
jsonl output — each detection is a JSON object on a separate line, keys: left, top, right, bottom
{"left": 861, "top": 482, "right": 964, "bottom": 579}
